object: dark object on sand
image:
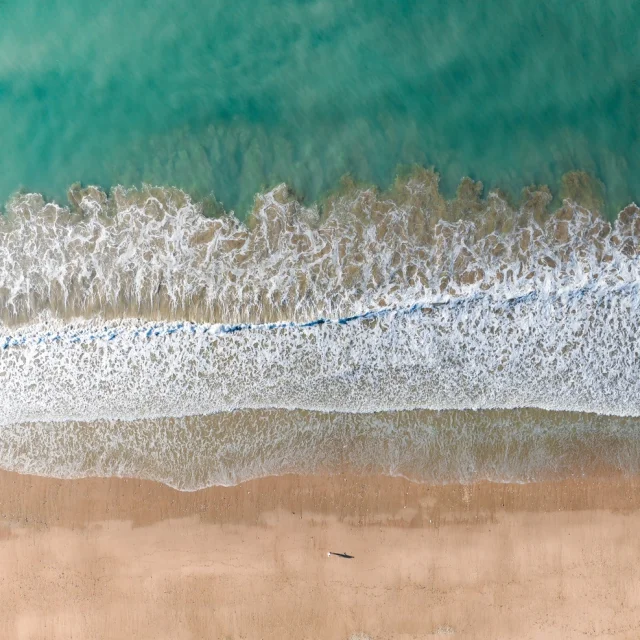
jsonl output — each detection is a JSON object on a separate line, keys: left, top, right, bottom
{"left": 327, "top": 551, "right": 354, "bottom": 559}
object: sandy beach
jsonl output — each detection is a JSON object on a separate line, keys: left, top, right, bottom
{"left": 1, "top": 471, "right": 640, "bottom": 639}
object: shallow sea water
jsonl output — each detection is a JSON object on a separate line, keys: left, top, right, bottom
{"left": 0, "top": 0, "right": 639, "bottom": 213}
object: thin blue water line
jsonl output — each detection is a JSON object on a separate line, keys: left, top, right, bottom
{"left": 0, "top": 280, "right": 636, "bottom": 350}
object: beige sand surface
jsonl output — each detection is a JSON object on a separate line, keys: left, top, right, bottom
{"left": 1, "top": 471, "right": 640, "bottom": 639}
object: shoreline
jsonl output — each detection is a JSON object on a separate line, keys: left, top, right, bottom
{"left": 2, "top": 470, "right": 640, "bottom": 638}
{"left": 3, "top": 408, "right": 640, "bottom": 491}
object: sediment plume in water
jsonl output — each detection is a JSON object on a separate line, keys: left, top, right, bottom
{"left": 2, "top": 169, "right": 640, "bottom": 488}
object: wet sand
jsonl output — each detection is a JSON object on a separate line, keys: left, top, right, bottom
{"left": 1, "top": 471, "right": 640, "bottom": 639}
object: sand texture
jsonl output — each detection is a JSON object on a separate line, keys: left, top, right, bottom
{"left": 1, "top": 472, "right": 640, "bottom": 639}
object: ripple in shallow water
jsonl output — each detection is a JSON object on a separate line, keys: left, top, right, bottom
{"left": 3, "top": 408, "right": 640, "bottom": 490}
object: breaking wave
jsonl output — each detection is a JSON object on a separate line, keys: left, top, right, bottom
{"left": 1, "top": 170, "right": 637, "bottom": 327}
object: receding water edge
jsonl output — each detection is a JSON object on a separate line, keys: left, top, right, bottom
{"left": 4, "top": 408, "right": 640, "bottom": 491}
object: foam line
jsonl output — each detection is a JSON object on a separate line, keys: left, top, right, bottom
{"left": 2, "top": 279, "right": 640, "bottom": 424}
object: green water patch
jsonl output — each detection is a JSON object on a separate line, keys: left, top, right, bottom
{"left": 0, "top": 0, "right": 638, "bottom": 215}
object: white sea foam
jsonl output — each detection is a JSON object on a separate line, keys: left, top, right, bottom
{"left": 1, "top": 176, "right": 640, "bottom": 485}
{"left": 0, "top": 177, "right": 639, "bottom": 327}
{"left": 1, "top": 279, "right": 640, "bottom": 423}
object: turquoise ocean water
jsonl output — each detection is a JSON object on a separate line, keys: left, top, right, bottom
{"left": 0, "top": 0, "right": 638, "bottom": 214}
{"left": 1, "top": 1, "right": 640, "bottom": 489}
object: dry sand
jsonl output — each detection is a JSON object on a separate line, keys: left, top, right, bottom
{"left": 1, "top": 471, "right": 640, "bottom": 639}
